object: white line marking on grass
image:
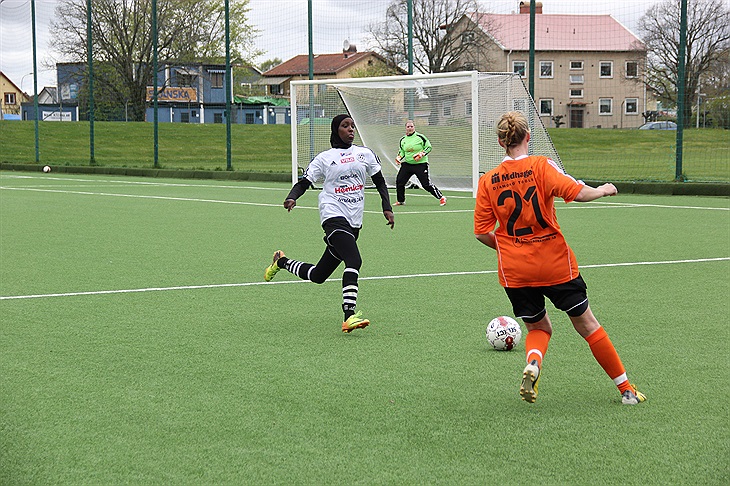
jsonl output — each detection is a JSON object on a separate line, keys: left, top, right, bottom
{"left": 0, "top": 186, "right": 315, "bottom": 210}
{"left": 596, "top": 201, "right": 729, "bottom": 211}
{"left": 2, "top": 257, "right": 727, "bottom": 301}
{"left": 3, "top": 175, "right": 728, "bottom": 211}
{"left": 3, "top": 186, "right": 725, "bottom": 215}
{"left": 0, "top": 174, "right": 287, "bottom": 192}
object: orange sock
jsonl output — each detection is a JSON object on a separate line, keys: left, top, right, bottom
{"left": 525, "top": 329, "right": 551, "bottom": 367}
{"left": 585, "top": 326, "right": 631, "bottom": 392}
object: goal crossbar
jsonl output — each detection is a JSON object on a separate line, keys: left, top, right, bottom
{"left": 291, "top": 72, "right": 561, "bottom": 196}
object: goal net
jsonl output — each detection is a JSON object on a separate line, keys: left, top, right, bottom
{"left": 290, "top": 72, "right": 562, "bottom": 195}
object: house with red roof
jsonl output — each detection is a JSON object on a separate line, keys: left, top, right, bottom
{"left": 451, "top": 1, "right": 650, "bottom": 128}
{"left": 258, "top": 44, "right": 405, "bottom": 99}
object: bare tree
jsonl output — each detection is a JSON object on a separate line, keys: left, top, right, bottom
{"left": 50, "top": 0, "right": 261, "bottom": 121}
{"left": 366, "top": 0, "right": 486, "bottom": 74}
{"left": 638, "top": 0, "right": 730, "bottom": 126}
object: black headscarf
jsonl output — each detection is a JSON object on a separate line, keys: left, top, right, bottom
{"left": 330, "top": 114, "right": 353, "bottom": 149}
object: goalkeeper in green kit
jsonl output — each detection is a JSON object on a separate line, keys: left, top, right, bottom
{"left": 394, "top": 120, "right": 446, "bottom": 206}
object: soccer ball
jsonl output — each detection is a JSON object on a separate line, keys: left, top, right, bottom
{"left": 486, "top": 316, "right": 522, "bottom": 351}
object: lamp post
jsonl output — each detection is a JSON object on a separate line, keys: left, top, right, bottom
{"left": 20, "top": 72, "right": 34, "bottom": 97}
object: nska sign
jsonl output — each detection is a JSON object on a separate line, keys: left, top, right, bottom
{"left": 146, "top": 87, "right": 198, "bottom": 102}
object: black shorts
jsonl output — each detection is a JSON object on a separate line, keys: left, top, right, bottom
{"left": 322, "top": 217, "right": 360, "bottom": 247}
{"left": 504, "top": 275, "right": 589, "bottom": 323}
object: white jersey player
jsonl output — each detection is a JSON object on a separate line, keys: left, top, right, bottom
{"left": 263, "top": 114, "right": 395, "bottom": 333}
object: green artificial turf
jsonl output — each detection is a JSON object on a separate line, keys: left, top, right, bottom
{"left": 1, "top": 172, "right": 728, "bottom": 484}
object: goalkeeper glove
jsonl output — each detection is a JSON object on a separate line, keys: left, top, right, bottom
{"left": 413, "top": 151, "right": 425, "bottom": 161}
{"left": 395, "top": 155, "right": 403, "bottom": 165}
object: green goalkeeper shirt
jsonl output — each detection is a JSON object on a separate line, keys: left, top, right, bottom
{"left": 398, "top": 131, "right": 432, "bottom": 164}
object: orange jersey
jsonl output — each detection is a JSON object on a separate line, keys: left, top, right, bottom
{"left": 474, "top": 155, "right": 584, "bottom": 288}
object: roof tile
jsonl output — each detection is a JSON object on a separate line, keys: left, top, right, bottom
{"left": 473, "top": 13, "right": 645, "bottom": 52}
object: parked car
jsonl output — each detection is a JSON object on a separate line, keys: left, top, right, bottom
{"left": 639, "top": 121, "right": 677, "bottom": 130}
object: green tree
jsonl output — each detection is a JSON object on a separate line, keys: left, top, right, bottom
{"left": 349, "top": 61, "right": 402, "bottom": 78}
{"left": 50, "top": 0, "right": 261, "bottom": 121}
{"left": 259, "top": 58, "right": 282, "bottom": 73}
{"left": 638, "top": 0, "right": 730, "bottom": 127}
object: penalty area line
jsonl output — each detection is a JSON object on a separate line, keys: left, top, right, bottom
{"left": 1, "top": 257, "right": 727, "bottom": 301}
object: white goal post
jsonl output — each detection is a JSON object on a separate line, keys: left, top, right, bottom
{"left": 290, "top": 72, "right": 562, "bottom": 196}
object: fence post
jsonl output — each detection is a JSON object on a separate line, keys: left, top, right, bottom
{"left": 675, "top": 0, "right": 687, "bottom": 181}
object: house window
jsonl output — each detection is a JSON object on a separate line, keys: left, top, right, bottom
{"left": 177, "top": 73, "right": 194, "bottom": 87}
{"left": 569, "top": 74, "right": 584, "bottom": 84}
{"left": 181, "top": 112, "right": 190, "bottom": 123}
{"left": 4, "top": 92, "right": 16, "bottom": 105}
{"left": 269, "top": 84, "right": 283, "bottom": 95}
{"left": 465, "top": 100, "right": 472, "bottom": 116}
{"left": 570, "top": 89, "right": 583, "bottom": 98}
{"left": 540, "top": 61, "right": 553, "bottom": 78}
{"left": 599, "top": 98, "right": 613, "bottom": 115}
{"left": 570, "top": 61, "right": 583, "bottom": 70}
{"left": 245, "top": 112, "right": 254, "bottom": 124}
{"left": 462, "top": 31, "right": 475, "bottom": 45}
{"left": 599, "top": 61, "right": 613, "bottom": 78}
{"left": 539, "top": 99, "right": 553, "bottom": 116}
{"left": 625, "top": 98, "right": 638, "bottom": 114}
{"left": 625, "top": 61, "right": 639, "bottom": 78}
{"left": 512, "top": 61, "right": 526, "bottom": 78}
{"left": 214, "top": 113, "right": 223, "bottom": 124}
{"left": 443, "top": 100, "right": 454, "bottom": 117}
{"left": 210, "top": 72, "right": 224, "bottom": 88}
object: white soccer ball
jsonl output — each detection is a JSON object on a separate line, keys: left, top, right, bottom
{"left": 486, "top": 316, "right": 522, "bottom": 351}
{"left": 42, "top": 165, "right": 51, "bottom": 173}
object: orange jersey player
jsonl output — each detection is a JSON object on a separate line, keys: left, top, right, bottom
{"left": 474, "top": 111, "right": 646, "bottom": 406}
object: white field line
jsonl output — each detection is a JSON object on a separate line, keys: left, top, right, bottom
{"left": 1, "top": 185, "right": 728, "bottom": 214}
{"left": 0, "top": 174, "right": 283, "bottom": 191}
{"left": 0, "top": 186, "right": 300, "bottom": 210}
{"left": 1, "top": 257, "right": 727, "bottom": 301}
{"left": 2, "top": 173, "right": 729, "bottom": 210}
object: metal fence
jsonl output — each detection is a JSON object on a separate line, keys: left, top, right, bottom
{"left": 0, "top": 0, "right": 727, "bottom": 182}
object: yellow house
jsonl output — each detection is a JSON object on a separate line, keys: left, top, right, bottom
{"left": 451, "top": 1, "right": 650, "bottom": 128}
{"left": 1, "top": 71, "right": 30, "bottom": 118}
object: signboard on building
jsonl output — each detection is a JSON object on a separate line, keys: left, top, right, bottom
{"left": 146, "top": 87, "right": 198, "bottom": 102}
{"left": 42, "top": 111, "right": 72, "bottom": 121}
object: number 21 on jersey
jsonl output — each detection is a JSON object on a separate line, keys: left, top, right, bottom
{"left": 497, "top": 185, "right": 549, "bottom": 237}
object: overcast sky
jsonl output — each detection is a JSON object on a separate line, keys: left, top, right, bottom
{"left": 0, "top": 0, "right": 667, "bottom": 93}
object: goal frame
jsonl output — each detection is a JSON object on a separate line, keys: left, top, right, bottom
{"left": 291, "top": 71, "right": 541, "bottom": 196}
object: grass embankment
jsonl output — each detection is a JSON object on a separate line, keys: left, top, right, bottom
{"left": 1, "top": 120, "right": 727, "bottom": 182}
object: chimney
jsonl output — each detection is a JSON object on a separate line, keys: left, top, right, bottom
{"left": 519, "top": 1, "right": 543, "bottom": 14}
{"left": 343, "top": 40, "right": 357, "bottom": 58}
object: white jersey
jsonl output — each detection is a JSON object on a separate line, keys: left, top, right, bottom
{"left": 303, "top": 145, "right": 382, "bottom": 228}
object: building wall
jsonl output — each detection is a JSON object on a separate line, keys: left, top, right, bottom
{"left": 452, "top": 18, "right": 648, "bottom": 129}
{"left": 21, "top": 104, "right": 78, "bottom": 121}
{"left": 1, "top": 73, "right": 30, "bottom": 116}
{"left": 506, "top": 51, "right": 647, "bottom": 128}
{"left": 265, "top": 55, "right": 391, "bottom": 98}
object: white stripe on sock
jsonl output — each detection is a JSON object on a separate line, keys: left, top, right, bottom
{"left": 613, "top": 372, "right": 628, "bottom": 386}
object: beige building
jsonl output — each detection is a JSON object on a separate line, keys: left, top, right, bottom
{"left": 1, "top": 71, "right": 30, "bottom": 119}
{"left": 259, "top": 44, "right": 406, "bottom": 98}
{"left": 451, "top": 1, "right": 650, "bottom": 128}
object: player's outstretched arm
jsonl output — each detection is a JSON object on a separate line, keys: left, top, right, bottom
{"left": 383, "top": 210, "right": 395, "bottom": 229}
{"left": 371, "top": 171, "right": 394, "bottom": 229}
{"left": 284, "top": 178, "right": 312, "bottom": 211}
{"left": 574, "top": 183, "right": 618, "bottom": 202}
